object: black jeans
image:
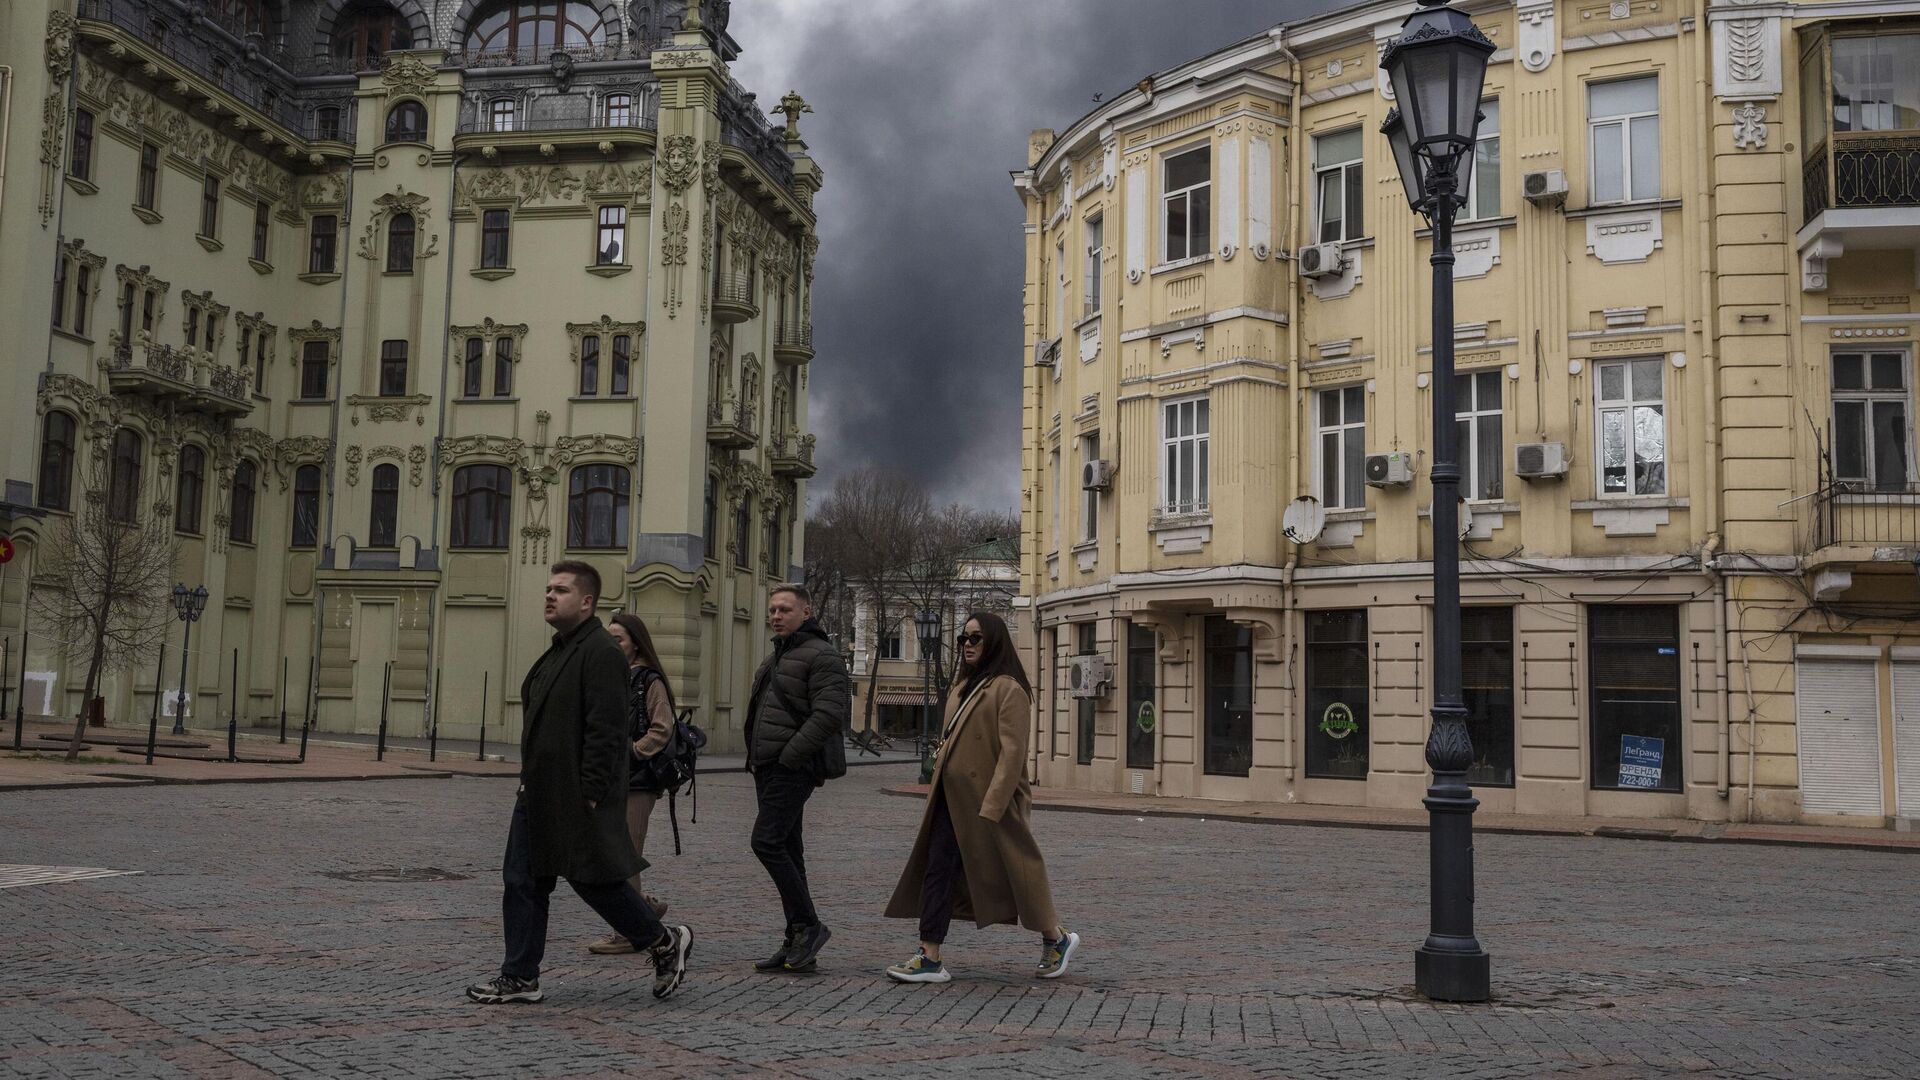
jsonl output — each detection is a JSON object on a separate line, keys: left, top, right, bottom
{"left": 918, "top": 788, "right": 963, "bottom": 945}
{"left": 500, "top": 797, "right": 665, "bottom": 981}
{"left": 750, "top": 764, "right": 819, "bottom": 929}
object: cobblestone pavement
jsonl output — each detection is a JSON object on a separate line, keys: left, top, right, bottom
{"left": 3, "top": 767, "right": 1917, "bottom": 1079}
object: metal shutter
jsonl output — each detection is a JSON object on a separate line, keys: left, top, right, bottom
{"left": 1795, "top": 658, "right": 1884, "bottom": 818}
{"left": 1892, "top": 660, "right": 1920, "bottom": 819}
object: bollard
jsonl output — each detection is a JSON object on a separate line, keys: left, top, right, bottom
{"left": 429, "top": 668, "right": 441, "bottom": 762}
{"left": 146, "top": 640, "right": 166, "bottom": 765}
{"left": 300, "top": 654, "right": 315, "bottom": 763}
{"left": 227, "top": 648, "right": 239, "bottom": 763}
{"left": 0, "top": 638, "right": 9, "bottom": 739}
{"left": 477, "top": 670, "right": 489, "bottom": 762}
{"left": 14, "top": 627, "right": 29, "bottom": 751}
{"left": 278, "top": 656, "right": 289, "bottom": 744}
{"left": 375, "top": 661, "right": 392, "bottom": 762}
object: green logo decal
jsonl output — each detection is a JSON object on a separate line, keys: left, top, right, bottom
{"left": 1135, "top": 701, "right": 1157, "bottom": 734}
{"left": 1320, "top": 702, "right": 1358, "bottom": 740}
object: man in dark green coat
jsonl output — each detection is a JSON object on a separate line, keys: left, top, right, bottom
{"left": 466, "top": 561, "right": 693, "bottom": 1005}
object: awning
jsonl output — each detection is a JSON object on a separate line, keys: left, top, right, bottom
{"left": 874, "top": 691, "right": 933, "bottom": 706}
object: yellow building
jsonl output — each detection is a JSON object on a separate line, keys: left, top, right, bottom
{"left": 0, "top": 1, "right": 821, "bottom": 751}
{"left": 1015, "top": 0, "right": 1920, "bottom": 828}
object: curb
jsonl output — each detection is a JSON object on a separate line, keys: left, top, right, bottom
{"left": 86, "top": 770, "right": 458, "bottom": 787}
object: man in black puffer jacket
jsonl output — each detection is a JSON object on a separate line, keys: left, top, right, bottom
{"left": 744, "top": 583, "right": 849, "bottom": 973}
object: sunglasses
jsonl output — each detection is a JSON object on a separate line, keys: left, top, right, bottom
{"left": 956, "top": 632, "right": 985, "bottom": 646}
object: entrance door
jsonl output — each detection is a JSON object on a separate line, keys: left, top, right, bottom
{"left": 1126, "top": 623, "right": 1156, "bottom": 770}
{"left": 351, "top": 602, "right": 396, "bottom": 734}
{"left": 1795, "top": 655, "right": 1884, "bottom": 817}
{"left": 1892, "top": 655, "right": 1920, "bottom": 819}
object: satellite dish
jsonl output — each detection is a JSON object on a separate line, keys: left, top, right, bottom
{"left": 1458, "top": 499, "right": 1475, "bottom": 541}
{"left": 1283, "top": 496, "right": 1325, "bottom": 545}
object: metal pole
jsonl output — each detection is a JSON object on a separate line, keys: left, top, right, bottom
{"left": 376, "top": 661, "right": 391, "bottom": 761}
{"left": 1414, "top": 161, "right": 1489, "bottom": 1003}
{"left": 920, "top": 641, "right": 934, "bottom": 780}
{"left": 146, "top": 639, "right": 166, "bottom": 765}
{"left": 429, "top": 667, "right": 440, "bottom": 762}
{"left": 278, "top": 655, "right": 288, "bottom": 744}
{"left": 477, "top": 670, "right": 488, "bottom": 762}
{"left": 173, "top": 616, "right": 193, "bottom": 737}
{"left": 227, "top": 648, "right": 239, "bottom": 763}
{"left": 0, "top": 637, "right": 9, "bottom": 746}
{"left": 299, "top": 654, "right": 314, "bottom": 762}
{"left": 13, "top": 627, "right": 29, "bottom": 750}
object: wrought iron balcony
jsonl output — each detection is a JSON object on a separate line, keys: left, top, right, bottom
{"left": 454, "top": 111, "right": 659, "bottom": 137}
{"left": 769, "top": 431, "right": 817, "bottom": 478}
{"left": 107, "top": 339, "right": 253, "bottom": 418}
{"left": 705, "top": 398, "right": 755, "bottom": 449}
{"left": 711, "top": 272, "right": 759, "bottom": 325}
{"left": 773, "top": 325, "right": 813, "bottom": 366}
{"left": 75, "top": 0, "right": 307, "bottom": 136}
{"left": 1803, "top": 134, "right": 1920, "bottom": 220}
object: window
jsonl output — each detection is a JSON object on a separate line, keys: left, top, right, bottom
{"left": 199, "top": 173, "right": 221, "bottom": 239}
{"left": 579, "top": 335, "right": 599, "bottom": 396}
{"left": 605, "top": 92, "right": 632, "bottom": 127}
{"left": 1126, "top": 623, "right": 1156, "bottom": 769}
{"left": 206, "top": 310, "right": 222, "bottom": 351}
{"left": 765, "top": 509, "right": 782, "bottom": 577}
{"left": 291, "top": 464, "right": 322, "bottom": 547}
{"left": 108, "top": 428, "right": 143, "bottom": 523}
{"left": 481, "top": 209, "right": 511, "bottom": 268}
{"left": 300, "top": 339, "right": 330, "bottom": 399}
{"left": 119, "top": 282, "right": 135, "bottom": 340}
{"left": 1203, "top": 616, "right": 1253, "bottom": 777}
{"left": 1048, "top": 448, "right": 1060, "bottom": 546}
{"left": 137, "top": 142, "right": 159, "bottom": 210}
{"left": 229, "top": 460, "right": 257, "bottom": 544}
{"left": 451, "top": 464, "right": 513, "bottom": 548}
{"left": 1305, "top": 609, "right": 1368, "bottom": 779}
{"left": 1161, "top": 145, "right": 1210, "bottom": 262}
{"left": 386, "top": 101, "right": 427, "bottom": 143}
{"left": 1461, "top": 606, "right": 1515, "bottom": 787}
{"left": 1053, "top": 237, "right": 1066, "bottom": 335}
{"left": 1595, "top": 358, "right": 1665, "bottom": 496}
{"left": 494, "top": 335, "right": 515, "bottom": 396}
{"left": 1084, "top": 215, "right": 1103, "bottom": 314}
{"left": 597, "top": 205, "right": 626, "bottom": 264}
{"left": 247, "top": 200, "right": 270, "bottom": 263}
{"left": 386, "top": 213, "right": 415, "bottom": 273}
{"left": 481, "top": 98, "right": 513, "bottom": 133}
{"left": 37, "top": 412, "right": 77, "bottom": 511}
{"left": 315, "top": 106, "right": 343, "bottom": 141}
{"left": 369, "top": 463, "right": 400, "bottom": 548}
{"left": 51, "top": 255, "right": 67, "bottom": 331}
{"left": 1317, "top": 385, "right": 1366, "bottom": 510}
{"left": 73, "top": 263, "right": 91, "bottom": 337}
{"left": 186, "top": 307, "right": 201, "bottom": 349}
{"left": 1456, "top": 370, "right": 1503, "bottom": 500}
{"left": 610, "top": 334, "right": 631, "bottom": 396}
{"left": 141, "top": 289, "right": 156, "bottom": 333}
{"left": 332, "top": 2, "right": 413, "bottom": 67}
{"left": 879, "top": 627, "right": 903, "bottom": 661}
{"left": 1161, "top": 397, "right": 1210, "bottom": 515}
{"left": 175, "top": 446, "right": 205, "bottom": 535}
{"left": 379, "top": 340, "right": 408, "bottom": 396}
{"left": 465, "top": 2, "right": 610, "bottom": 54}
{"left": 1832, "top": 351, "right": 1911, "bottom": 491}
{"left": 703, "top": 473, "right": 718, "bottom": 559}
{"left": 734, "top": 497, "right": 752, "bottom": 569}
{"left": 1830, "top": 35, "right": 1920, "bottom": 133}
{"left": 70, "top": 109, "right": 94, "bottom": 180}
{"left": 462, "top": 337, "right": 484, "bottom": 398}
{"left": 1080, "top": 433, "right": 1099, "bottom": 543}
{"left": 1589, "top": 605, "right": 1682, "bottom": 792}
{"left": 568, "top": 464, "right": 629, "bottom": 549}
{"left": 1462, "top": 100, "right": 1500, "bottom": 221}
{"left": 309, "top": 214, "right": 339, "bottom": 274}
{"left": 1314, "top": 128, "right": 1365, "bottom": 244}
{"left": 1588, "top": 76, "right": 1659, "bottom": 204}
{"left": 1076, "top": 623, "right": 1097, "bottom": 765}
{"left": 251, "top": 330, "right": 268, "bottom": 393}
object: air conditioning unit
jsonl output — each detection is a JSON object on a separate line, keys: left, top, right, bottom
{"left": 1297, "top": 242, "right": 1346, "bottom": 279}
{"left": 1033, "top": 338, "right": 1059, "bottom": 367}
{"left": 1081, "top": 459, "right": 1115, "bottom": 491}
{"left": 1364, "top": 451, "right": 1415, "bottom": 488}
{"left": 1068, "top": 654, "right": 1110, "bottom": 698}
{"left": 1514, "top": 441, "right": 1569, "bottom": 479}
{"left": 1523, "top": 169, "right": 1568, "bottom": 207}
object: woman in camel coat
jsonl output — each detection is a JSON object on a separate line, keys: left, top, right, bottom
{"left": 883, "top": 611, "right": 1080, "bottom": 983}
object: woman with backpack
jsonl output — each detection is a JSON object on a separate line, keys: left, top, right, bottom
{"left": 590, "top": 612, "right": 679, "bottom": 955}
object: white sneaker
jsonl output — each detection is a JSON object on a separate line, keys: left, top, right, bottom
{"left": 1036, "top": 931, "right": 1079, "bottom": 979}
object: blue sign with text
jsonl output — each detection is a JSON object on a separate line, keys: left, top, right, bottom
{"left": 1619, "top": 735, "right": 1665, "bottom": 789}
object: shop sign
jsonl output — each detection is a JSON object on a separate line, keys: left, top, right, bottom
{"left": 1135, "top": 701, "right": 1156, "bottom": 733}
{"left": 1619, "top": 735, "right": 1665, "bottom": 789}
{"left": 1320, "top": 701, "right": 1358, "bottom": 739}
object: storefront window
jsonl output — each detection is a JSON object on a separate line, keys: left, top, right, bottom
{"left": 1203, "top": 616, "right": 1253, "bottom": 777}
{"left": 1588, "top": 605, "right": 1682, "bottom": 792}
{"left": 1076, "top": 623, "right": 1096, "bottom": 765}
{"left": 1126, "top": 623, "right": 1156, "bottom": 770}
{"left": 1306, "top": 609, "right": 1368, "bottom": 779}
{"left": 1461, "top": 606, "right": 1515, "bottom": 787}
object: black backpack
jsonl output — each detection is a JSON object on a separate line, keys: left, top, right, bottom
{"left": 630, "top": 670, "right": 708, "bottom": 855}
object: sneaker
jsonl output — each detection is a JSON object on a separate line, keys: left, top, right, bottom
{"left": 650, "top": 925, "right": 693, "bottom": 999}
{"left": 885, "top": 950, "right": 952, "bottom": 984}
{"left": 465, "top": 974, "right": 543, "bottom": 1004}
{"left": 784, "top": 921, "right": 831, "bottom": 971}
{"left": 753, "top": 925, "right": 798, "bottom": 971}
{"left": 588, "top": 932, "right": 637, "bottom": 955}
{"left": 1036, "top": 930, "right": 1080, "bottom": 980}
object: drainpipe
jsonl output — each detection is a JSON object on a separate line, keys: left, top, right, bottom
{"left": 1693, "top": 12, "right": 1733, "bottom": 808}
{"left": 1278, "top": 33, "right": 1303, "bottom": 784}
{"left": 0, "top": 67, "right": 13, "bottom": 227}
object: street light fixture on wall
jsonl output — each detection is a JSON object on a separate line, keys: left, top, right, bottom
{"left": 170, "top": 583, "right": 209, "bottom": 737}
{"left": 915, "top": 608, "right": 941, "bottom": 781}
{"left": 1380, "top": 0, "right": 1495, "bottom": 1004}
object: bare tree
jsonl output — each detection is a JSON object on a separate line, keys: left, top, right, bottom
{"left": 890, "top": 504, "right": 1019, "bottom": 698}
{"left": 807, "top": 466, "right": 930, "bottom": 734}
{"left": 30, "top": 460, "right": 179, "bottom": 762}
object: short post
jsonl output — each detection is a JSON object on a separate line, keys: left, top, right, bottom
{"left": 227, "top": 648, "right": 239, "bottom": 763}
{"left": 375, "top": 661, "right": 392, "bottom": 762}
{"left": 299, "top": 654, "right": 315, "bottom": 763}
{"left": 429, "top": 668, "right": 441, "bottom": 762}
{"left": 13, "top": 627, "right": 28, "bottom": 750}
{"left": 476, "top": 670, "right": 489, "bottom": 762}
{"left": 278, "top": 656, "right": 289, "bottom": 744}
{"left": 0, "top": 638, "right": 10, "bottom": 738}
{"left": 145, "top": 639, "right": 166, "bottom": 765}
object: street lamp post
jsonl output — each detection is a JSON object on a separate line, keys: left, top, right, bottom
{"left": 170, "top": 584, "right": 209, "bottom": 737}
{"left": 1380, "top": 0, "right": 1495, "bottom": 1004}
{"left": 915, "top": 608, "right": 940, "bottom": 780}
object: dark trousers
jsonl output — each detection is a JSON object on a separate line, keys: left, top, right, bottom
{"left": 500, "top": 798, "right": 665, "bottom": 980}
{"left": 919, "top": 788, "right": 964, "bottom": 945}
{"left": 750, "top": 765, "right": 819, "bottom": 929}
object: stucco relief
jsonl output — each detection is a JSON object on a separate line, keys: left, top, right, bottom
{"left": 1309, "top": 249, "right": 1363, "bottom": 300}
{"left": 382, "top": 55, "right": 437, "bottom": 98}
{"left": 1516, "top": 0, "right": 1556, "bottom": 72}
{"left": 1452, "top": 225, "right": 1501, "bottom": 279}
{"left": 1585, "top": 207, "right": 1664, "bottom": 264}
{"left": 1710, "top": 3, "right": 1781, "bottom": 101}
{"left": 1731, "top": 102, "right": 1767, "bottom": 150}
{"left": 39, "top": 11, "right": 77, "bottom": 223}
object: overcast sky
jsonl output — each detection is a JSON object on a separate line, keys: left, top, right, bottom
{"left": 727, "top": 0, "right": 1346, "bottom": 516}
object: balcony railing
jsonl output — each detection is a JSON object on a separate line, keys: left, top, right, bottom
{"left": 107, "top": 339, "right": 252, "bottom": 417}
{"left": 705, "top": 398, "right": 755, "bottom": 447}
{"left": 770, "top": 431, "right": 817, "bottom": 477}
{"left": 455, "top": 112, "right": 658, "bottom": 136}
{"left": 1803, "top": 133, "right": 1920, "bottom": 219}
{"left": 75, "top": 0, "right": 307, "bottom": 135}
{"left": 445, "top": 42, "right": 628, "bottom": 70}
{"left": 1814, "top": 478, "right": 1920, "bottom": 549}
{"left": 773, "top": 324, "right": 813, "bottom": 365}
{"left": 711, "top": 273, "right": 759, "bottom": 323}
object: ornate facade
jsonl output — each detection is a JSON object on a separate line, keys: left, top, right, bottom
{"left": 1017, "top": 0, "right": 1920, "bottom": 828}
{"left": 0, "top": 0, "right": 822, "bottom": 750}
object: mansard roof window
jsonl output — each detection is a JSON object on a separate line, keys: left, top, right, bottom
{"left": 334, "top": 2, "right": 415, "bottom": 69}
{"left": 466, "top": 2, "right": 610, "bottom": 58}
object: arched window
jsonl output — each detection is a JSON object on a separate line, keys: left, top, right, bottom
{"left": 385, "top": 100, "right": 427, "bottom": 143}
{"left": 733, "top": 495, "right": 752, "bottom": 569}
{"left": 218, "top": 0, "right": 275, "bottom": 38}
{"left": 567, "top": 463, "right": 628, "bottom": 549}
{"left": 333, "top": 2, "right": 414, "bottom": 68}
{"left": 466, "top": 2, "right": 610, "bottom": 55}
{"left": 108, "top": 428, "right": 143, "bottom": 523}
{"left": 386, "top": 213, "right": 416, "bottom": 273}
{"left": 604, "top": 92, "right": 631, "bottom": 127}
{"left": 369, "top": 463, "right": 400, "bottom": 548}
{"left": 451, "top": 464, "right": 513, "bottom": 548}
{"left": 37, "top": 412, "right": 76, "bottom": 511}
{"left": 292, "top": 464, "right": 322, "bottom": 547}
{"left": 175, "top": 445, "right": 206, "bottom": 535}
{"left": 229, "top": 460, "right": 257, "bottom": 544}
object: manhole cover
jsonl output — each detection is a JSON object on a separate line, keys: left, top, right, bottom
{"left": 325, "top": 867, "right": 470, "bottom": 883}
